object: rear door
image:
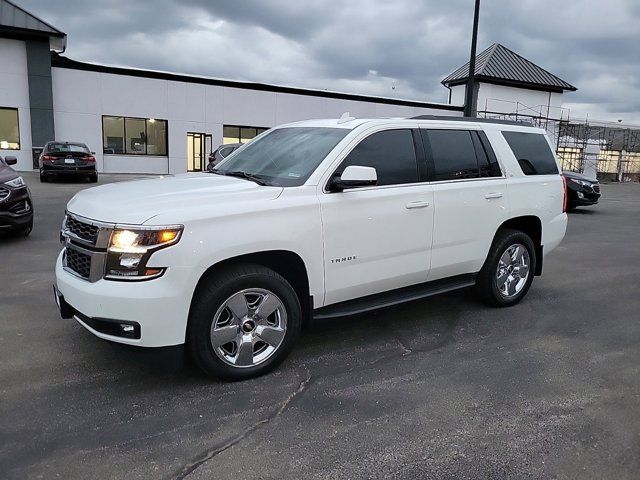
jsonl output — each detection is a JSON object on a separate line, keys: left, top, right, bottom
{"left": 422, "top": 128, "right": 508, "bottom": 281}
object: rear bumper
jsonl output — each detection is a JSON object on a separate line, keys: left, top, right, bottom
{"left": 543, "top": 212, "right": 568, "bottom": 255}
{"left": 54, "top": 250, "right": 204, "bottom": 347}
{"left": 42, "top": 164, "right": 96, "bottom": 175}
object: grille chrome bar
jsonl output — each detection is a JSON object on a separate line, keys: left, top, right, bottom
{"left": 63, "top": 241, "right": 107, "bottom": 283}
{"left": 61, "top": 212, "right": 113, "bottom": 249}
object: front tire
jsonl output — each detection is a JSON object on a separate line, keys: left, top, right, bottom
{"left": 476, "top": 229, "right": 536, "bottom": 307}
{"left": 187, "top": 264, "right": 302, "bottom": 380}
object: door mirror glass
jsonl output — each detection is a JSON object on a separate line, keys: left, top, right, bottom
{"left": 330, "top": 165, "right": 377, "bottom": 191}
{"left": 4, "top": 156, "right": 17, "bottom": 165}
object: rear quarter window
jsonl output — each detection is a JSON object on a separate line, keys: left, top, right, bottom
{"left": 502, "top": 131, "right": 558, "bottom": 175}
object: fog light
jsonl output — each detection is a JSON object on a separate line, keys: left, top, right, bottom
{"left": 121, "top": 324, "right": 135, "bottom": 334}
{"left": 577, "top": 191, "right": 585, "bottom": 199}
{"left": 119, "top": 254, "right": 142, "bottom": 269}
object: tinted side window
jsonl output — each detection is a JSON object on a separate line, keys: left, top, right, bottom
{"left": 425, "top": 130, "right": 479, "bottom": 181}
{"left": 502, "top": 131, "right": 558, "bottom": 175}
{"left": 473, "top": 131, "right": 502, "bottom": 177}
{"left": 337, "top": 129, "right": 419, "bottom": 186}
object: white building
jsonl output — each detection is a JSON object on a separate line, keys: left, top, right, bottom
{"left": 0, "top": 0, "right": 462, "bottom": 175}
{"left": 442, "top": 43, "right": 577, "bottom": 120}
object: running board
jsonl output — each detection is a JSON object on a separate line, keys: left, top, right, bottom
{"left": 313, "top": 274, "right": 477, "bottom": 320}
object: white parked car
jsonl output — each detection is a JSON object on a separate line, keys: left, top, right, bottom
{"left": 54, "top": 116, "right": 568, "bottom": 380}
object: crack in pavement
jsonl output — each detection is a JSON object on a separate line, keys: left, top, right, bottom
{"left": 171, "top": 368, "right": 312, "bottom": 480}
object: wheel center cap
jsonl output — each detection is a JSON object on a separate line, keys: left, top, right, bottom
{"left": 241, "top": 319, "right": 256, "bottom": 333}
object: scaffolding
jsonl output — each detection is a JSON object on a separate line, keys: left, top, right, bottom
{"left": 477, "top": 103, "right": 640, "bottom": 182}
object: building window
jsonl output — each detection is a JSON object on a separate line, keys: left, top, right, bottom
{"left": 557, "top": 147, "right": 582, "bottom": 172}
{"left": 102, "top": 116, "right": 167, "bottom": 155}
{"left": 223, "top": 125, "right": 268, "bottom": 145}
{"left": 622, "top": 152, "right": 640, "bottom": 174}
{"left": 597, "top": 150, "right": 621, "bottom": 174}
{"left": 0, "top": 107, "right": 20, "bottom": 150}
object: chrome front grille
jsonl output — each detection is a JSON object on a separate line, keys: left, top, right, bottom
{"left": 66, "top": 215, "right": 100, "bottom": 245}
{"left": 0, "top": 187, "right": 9, "bottom": 202}
{"left": 65, "top": 247, "right": 92, "bottom": 279}
{"left": 61, "top": 213, "right": 113, "bottom": 282}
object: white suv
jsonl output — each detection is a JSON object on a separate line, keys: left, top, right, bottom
{"left": 54, "top": 116, "right": 568, "bottom": 380}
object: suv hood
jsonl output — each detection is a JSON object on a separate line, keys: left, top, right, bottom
{"left": 67, "top": 173, "right": 283, "bottom": 224}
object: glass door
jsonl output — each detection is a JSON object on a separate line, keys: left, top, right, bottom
{"left": 187, "top": 132, "right": 205, "bottom": 172}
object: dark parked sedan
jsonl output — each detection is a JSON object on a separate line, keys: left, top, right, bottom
{"left": 39, "top": 141, "right": 97, "bottom": 183}
{"left": 563, "top": 171, "right": 601, "bottom": 210}
{"left": 0, "top": 155, "right": 33, "bottom": 236}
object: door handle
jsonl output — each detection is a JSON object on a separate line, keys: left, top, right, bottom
{"left": 405, "top": 201, "right": 430, "bottom": 209}
{"left": 484, "top": 192, "right": 503, "bottom": 199}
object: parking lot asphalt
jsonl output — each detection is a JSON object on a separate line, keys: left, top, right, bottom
{"left": 1, "top": 172, "right": 639, "bottom": 479}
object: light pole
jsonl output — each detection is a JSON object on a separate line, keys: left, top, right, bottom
{"left": 463, "top": 0, "right": 481, "bottom": 117}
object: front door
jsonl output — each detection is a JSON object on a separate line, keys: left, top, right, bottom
{"left": 319, "top": 128, "right": 434, "bottom": 305}
{"left": 187, "top": 132, "right": 210, "bottom": 172}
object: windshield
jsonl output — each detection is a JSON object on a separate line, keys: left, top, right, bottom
{"left": 214, "top": 127, "right": 349, "bottom": 186}
{"left": 47, "top": 142, "right": 90, "bottom": 154}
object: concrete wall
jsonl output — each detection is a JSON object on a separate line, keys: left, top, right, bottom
{"left": 0, "top": 38, "right": 32, "bottom": 169}
{"left": 51, "top": 67, "right": 460, "bottom": 174}
{"left": 2, "top": 35, "right": 461, "bottom": 174}
{"left": 449, "top": 83, "right": 565, "bottom": 119}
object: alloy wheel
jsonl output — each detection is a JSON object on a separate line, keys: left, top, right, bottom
{"left": 495, "top": 243, "right": 530, "bottom": 298}
{"left": 210, "top": 288, "right": 287, "bottom": 368}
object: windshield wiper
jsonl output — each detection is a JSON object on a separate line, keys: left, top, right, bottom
{"left": 221, "top": 170, "right": 270, "bottom": 186}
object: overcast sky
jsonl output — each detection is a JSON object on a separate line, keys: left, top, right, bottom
{"left": 19, "top": 0, "right": 640, "bottom": 123}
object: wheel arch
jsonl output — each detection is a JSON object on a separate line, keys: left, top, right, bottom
{"left": 495, "top": 215, "right": 543, "bottom": 275}
{"left": 191, "top": 250, "right": 312, "bottom": 322}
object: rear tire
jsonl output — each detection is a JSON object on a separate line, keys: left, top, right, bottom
{"left": 476, "top": 229, "right": 536, "bottom": 307}
{"left": 89, "top": 173, "right": 98, "bottom": 183}
{"left": 187, "top": 264, "right": 302, "bottom": 381}
{"left": 40, "top": 172, "right": 47, "bottom": 183}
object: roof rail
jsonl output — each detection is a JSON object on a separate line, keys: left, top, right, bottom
{"left": 410, "top": 115, "right": 533, "bottom": 126}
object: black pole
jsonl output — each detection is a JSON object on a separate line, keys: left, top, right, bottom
{"left": 464, "top": 0, "right": 481, "bottom": 117}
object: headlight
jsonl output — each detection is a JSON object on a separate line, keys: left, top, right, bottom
{"left": 4, "top": 176, "right": 24, "bottom": 188}
{"left": 568, "top": 178, "right": 591, "bottom": 188}
{"left": 105, "top": 226, "right": 183, "bottom": 280}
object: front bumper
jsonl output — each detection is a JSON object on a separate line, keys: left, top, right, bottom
{"left": 567, "top": 183, "right": 600, "bottom": 206}
{"left": 0, "top": 186, "right": 33, "bottom": 229}
{"left": 54, "top": 250, "right": 204, "bottom": 347}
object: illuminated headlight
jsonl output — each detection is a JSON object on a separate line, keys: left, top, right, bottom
{"left": 4, "top": 176, "right": 25, "bottom": 188}
{"left": 105, "top": 226, "right": 182, "bottom": 280}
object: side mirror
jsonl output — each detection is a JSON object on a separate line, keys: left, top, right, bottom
{"left": 5, "top": 156, "right": 17, "bottom": 166}
{"left": 329, "top": 165, "right": 377, "bottom": 192}
{"left": 91, "top": 151, "right": 95, "bottom": 155}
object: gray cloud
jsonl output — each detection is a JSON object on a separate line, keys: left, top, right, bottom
{"left": 18, "top": 0, "right": 640, "bottom": 123}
